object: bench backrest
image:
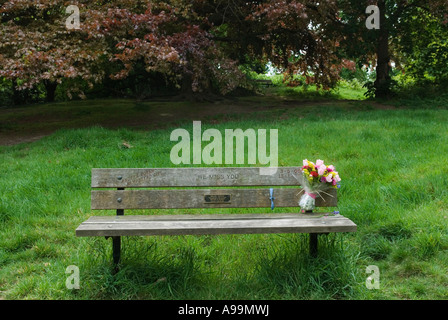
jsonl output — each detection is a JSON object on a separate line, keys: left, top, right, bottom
{"left": 91, "top": 167, "right": 337, "bottom": 210}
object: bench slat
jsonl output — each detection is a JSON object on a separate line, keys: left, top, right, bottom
{"left": 76, "top": 214, "right": 357, "bottom": 237}
{"left": 91, "top": 188, "right": 337, "bottom": 209}
{"left": 82, "top": 212, "right": 344, "bottom": 221}
{"left": 92, "top": 167, "right": 304, "bottom": 188}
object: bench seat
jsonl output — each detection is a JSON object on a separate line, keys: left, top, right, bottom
{"left": 76, "top": 213, "right": 356, "bottom": 237}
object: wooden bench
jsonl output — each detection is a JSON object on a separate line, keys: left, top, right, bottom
{"left": 255, "top": 79, "right": 274, "bottom": 87}
{"left": 76, "top": 167, "right": 357, "bottom": 265}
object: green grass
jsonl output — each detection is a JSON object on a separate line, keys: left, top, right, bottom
{"left": 1, "top": 96, "right": 448, "bottom": 300}
{"left": 252, "top": 73, "right": 368, "bottom": 101}
{"left": 271, "top": 80, "right": 367, "bottom": 101}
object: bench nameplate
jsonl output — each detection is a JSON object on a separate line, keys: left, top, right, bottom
{"left": 204, "top": 194, "right": 231, "bottom": 204}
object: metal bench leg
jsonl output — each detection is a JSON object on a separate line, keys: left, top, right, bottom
{"left": 112, "top": 236, "right": 121, "bottom": 265}
{"left": 309, "top": 233, "right": 318, "bottom": 257}
{"left": 113, "top": 195, "right": 124, "bottom": 268}
{"left": 305, "top": 209, "right": 318, "bottom": 257}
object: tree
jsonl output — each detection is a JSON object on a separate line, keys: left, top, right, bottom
{"left": 0, "top": 0, "right": 353, "bottom": 101}
{"left": 395, "top": 8, "right": 448, "bottom": 84}
{"left": 80, "top": 1, "right": 248, "bottom": 96}
{"left": 337, "top": 0, "right": 448, "bottom": 97}
{"left": 0, "top": 0, "right": 248, "bottom": 101}
{"left": 0, "top": 0, "right": 110, "bottom": 102}
{"left": 191, "top": 0, "right": 350, "bottom": 89}
{"left": 2, "top": 0, "right": 446, "bottom": 103}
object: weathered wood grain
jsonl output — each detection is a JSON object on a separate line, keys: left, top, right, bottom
{"left": 83, "top": 212, "right": 343, "bottom": 221}
{"left": 91, "top": 167, "right": 305, "bottom": 188}
{"left": 76, "top": 214, "right": 357, "bottom": 237}
{"left": 91, "top": 187, "right": 337, "bottom": 210}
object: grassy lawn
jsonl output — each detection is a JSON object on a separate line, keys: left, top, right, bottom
{"left": 1, "top": 90, "right": 448, "bottom": 300}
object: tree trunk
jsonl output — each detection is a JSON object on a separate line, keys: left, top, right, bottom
{"left": 181, "top": 73, "right": 194, "bottom": 95}
{"left": 374, "top": 0, "right": 392, "bottom": 98}
{"left": 44, "top": 80, "right": 57, "bottom": 102}
{"left": 179, "top": 72, "right": 204, "bottom": 101}
{"left": 12, "top": 78, "right": 21, "bottom": 105}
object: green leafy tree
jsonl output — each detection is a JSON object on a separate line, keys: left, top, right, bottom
{"left": 396, "top": 10, "right": 448, "bottom": 84}
{"left": 337, "top": 0, "right": 448, "bottom": 97}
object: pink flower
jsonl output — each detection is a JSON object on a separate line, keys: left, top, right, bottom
{"left": 316, "top": 159, "right": 324, "bottom": 167}
{"left": 318, "top": 165, "right": 326, "bottom": 175}
{"left": 334, "top": 174, "right": 341, "bottom": 182}
{"left": 326, "top": 175, "right": 333, "bottom": 183}
{"left": 303, "top": 159, "right": 308, "bottom": 167}
{"left": 327, "top": 165, "right": 335, "bottom": 172}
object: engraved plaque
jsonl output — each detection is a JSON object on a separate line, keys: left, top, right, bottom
{"left": 204, "top": 194, "right": 231, "bottom": 204}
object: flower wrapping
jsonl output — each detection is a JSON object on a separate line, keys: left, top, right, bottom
{"left": 297, "top": 159, "right": 341, "bottom": 212}
{"left": 298, "top": 191, "right": 317, "bottom": 211}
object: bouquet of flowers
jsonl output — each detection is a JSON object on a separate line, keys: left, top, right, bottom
{"left": 297, "top": 159, "right": 341, "bottom": 212}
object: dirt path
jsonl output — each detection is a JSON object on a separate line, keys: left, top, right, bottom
{"left": 0, "top": 134, "right": 51, "bottom": 146}
{"left": 0, "top": 96, "right": 395, "bottom": 146}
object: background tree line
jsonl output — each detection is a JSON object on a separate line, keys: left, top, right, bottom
{"left": 0, "top": 0, "right": 447, "bottom": 106}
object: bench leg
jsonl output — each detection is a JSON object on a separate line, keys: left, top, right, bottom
{"left": 309, "top": 233, "right": 318, "bottom": 257}
{"left": 112, "top": 236, "right": 121, "bottom": 265}
{"left": 113, "top": 204, "right": 124, "bottom": 268}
